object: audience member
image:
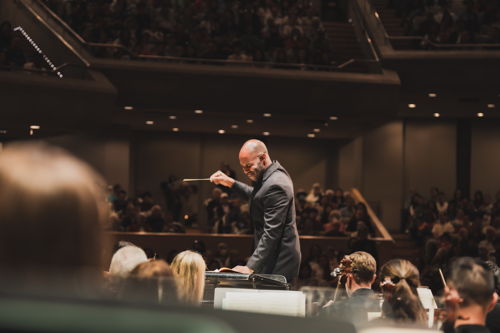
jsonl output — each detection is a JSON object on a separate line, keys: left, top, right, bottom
{"left": 44, "top": 0, "right": 335, "bottom": 67}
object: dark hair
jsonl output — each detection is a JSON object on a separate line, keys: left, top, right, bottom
{"left": 448, "top": 257, "right": 495, "bottom": 308}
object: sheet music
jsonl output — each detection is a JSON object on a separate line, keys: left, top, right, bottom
{"left": 215, "top": 288, "right": 305, "bottom": 317}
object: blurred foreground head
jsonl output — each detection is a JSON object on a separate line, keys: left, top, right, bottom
{"left": 0, "top": 142, "right": 107, "bottom": 283}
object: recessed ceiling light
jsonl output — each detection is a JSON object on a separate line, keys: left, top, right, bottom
{"left": 0, "top": 130, "right": 7, "bottom": 134}
{"left": 329, "top": 116, "right": 338, "bottom": 120}
{"left": 477, "top": 112, "right": 485, "bottom": 118}
{"left": 307, "top": 133, "right": 315, "bottom": 138}
{"left": 428, "top": 93, "right": 437, "bottom": 98}
{"left": 231, "top": 124, "right": 239, "bottom": 129}
{"left": 246, "top": 119, "right": 254, "bottom": 124}
{"left": 433, "top": 113, "right": 440, "bottom": 118}
{"left": 123, "top": 106, "right": 134, "bottom": 111}
{"left": 262, "top": 131, "right": 270, "bottom": 136}
{"left": 487, "top": 104, "right": 495, "bottom": 108}
{"left": 30, "top": 125, "right": 40, "bottom": 130}
{"left": 145, "top": 120, "right": 154, "bottom": 125}
{"left": 194, "top": 109, "right": 204, "bottom": 114}
{"left": 218, "top": 129, "right": 225, "bottom": 134}
{"left": 169, "top": 115, "right": 177, "bottom": 120}
{"left": 313, "top": 128, "right": 320, "bottom": 133}
{"left": 172, "top": 128, "right": 179, "bottom": 132}
{"left": 408, "top": 104, "right": 416, "bottom": 109}
{"left": 263, "top": 113, "right": 272, "bottom": 118}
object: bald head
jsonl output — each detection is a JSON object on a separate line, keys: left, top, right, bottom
{"left": 239, "top": 139, "right": 272, "bottom": 182}
{"left": 239, "top": 139, "right": 268, "bottom": 160}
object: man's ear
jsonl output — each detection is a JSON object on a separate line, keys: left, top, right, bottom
{"left": 370, "top": 274, "right": 377, "bottom": 285}
{"left": 487, "top": 292, "right": 498, "bottom": 313}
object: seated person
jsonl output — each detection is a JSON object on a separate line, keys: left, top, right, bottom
{"left": 445, "top": 257, "right": 498, "bottom": 333}
{"left": 171, "top": 250, "right": 206, "bottom": 305}
{"left": 379, "top": 259, "right": 427, "bottom": 324}
{"left": 120, "top": 259, "right": 177, "bottom": 304}
{"left": 322, "top": 251, "right": 380, "bottom": 326}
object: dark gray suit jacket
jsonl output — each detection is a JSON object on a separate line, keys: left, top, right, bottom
{"left": 232, "top": 161, "right": 301, "bottom": 282}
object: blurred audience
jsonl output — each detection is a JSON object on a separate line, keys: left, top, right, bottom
{"left": 404, "top": 187, "right": 500, "bottom": 293}
{"left": 387, "top": 0, "right": 500, "bottom": 45}
{"left": 44, "top": 0, "right": 335, "bottom": 67}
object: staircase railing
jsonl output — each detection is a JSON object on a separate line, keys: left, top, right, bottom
{"left": 350, "top": 188, "right": 394, "bottom": 242}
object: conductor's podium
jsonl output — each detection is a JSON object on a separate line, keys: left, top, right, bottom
{"left": 204, "top": 272, "right": 305, "bottom": 317}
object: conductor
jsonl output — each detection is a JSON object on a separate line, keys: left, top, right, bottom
{"left": 210, "top": 139, "right": 301, "bottom": 282}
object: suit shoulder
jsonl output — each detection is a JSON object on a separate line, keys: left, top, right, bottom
{"left": 266, "top": 172, "right": 293, "bottom": 194}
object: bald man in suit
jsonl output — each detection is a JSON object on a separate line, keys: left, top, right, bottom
{"left": 210, "top": 139, "right": 301, "bottom": 282}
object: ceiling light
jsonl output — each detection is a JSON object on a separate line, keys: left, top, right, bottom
{"left": 262, "top": 131, "right": 270, "bottom": 136}
{"left": 428, "top": 93, "right": 437, "bottom": 98}
{"left": 263, "top": 113, "right": 272, "bottom": 118}
{"left": 307, "top": 133, "right": 316, "bottom": 138}
{"left": 231, "top": 124, "right": 239, "bottom": 129}
{"left": 172, "top": 128, "right": 179, "bottom": 132}
{"left": 487, "top": 104, "right": 495, "bottom": 108}
{"left": 123, "top": 106, "right": 134, "bottom": 111}
{"left": 145, "top": 120, "right": 154, "bottom": 125}
{"left": 29, "top": 129, "right": 34, "bottom": 136}
{"left": 246, "top": 119, "right": 254, "bottom": 124}
{"left": 30, "top": 125, "right": 40, "bottom": 130}
{"left": 313, "top": 128, "right": 320, "bottom": 133}
{"left": 0, "top": 130, "right": 6, "bottom": 134}
{"left": 329, "top": 116, "right": 338, "bottom": 120}
{"left": 169, "top": 115, "right": 177, "bottom": 120}
{"left": 218, "top": 129, "right": 225, "bottom": 134}
{"left": 194, "top": 109, "right": 204, "bottom": 114}
{"left": 477, "top": 112, "right": 485, "bottom": 118}
{"left": 408, "top": 104, "right": 416, "bottom": 109}
{"left": 433, "top": 113, "right": 440, "bottom": 118}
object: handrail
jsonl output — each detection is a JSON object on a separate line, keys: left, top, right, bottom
{"left": 35, "top": 0, "right": 87, "bottom": 45}
{"left": 350, "top": 188, "right": 394, "bottom": 243}
{"left": 16, "top": 0, "right": 90, "bottom": 67}
{"left": 388, "top": 35, "right": 500, "bottom": 49}
{"left": 136, "top": 54, "right": 343, "bottom": 71}
{"left": 350, "top": 0, "right": 381, "bottom": 62}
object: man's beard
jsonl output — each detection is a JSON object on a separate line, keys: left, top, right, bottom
{"left": 247, "top": 163, "right": 265, "bottom": 182}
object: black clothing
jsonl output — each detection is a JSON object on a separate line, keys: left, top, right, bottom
{"left": 455, "top": 325, "right": 490, "bottom": 333}
{"left": 323, "top": 288, "right": 380, "bottom": 326}
{"left": 232, "top": 161, "right": 301, "bottom": 282}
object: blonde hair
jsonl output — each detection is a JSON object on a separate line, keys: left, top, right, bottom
{"left": 171, "top": 250, "right": 206, "bottom": 305}
{"left": 380, "top": 259, "right": 427, "bottom": 323}
{"left": 0, "top": 142, "right": 106, "bottom": 279}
